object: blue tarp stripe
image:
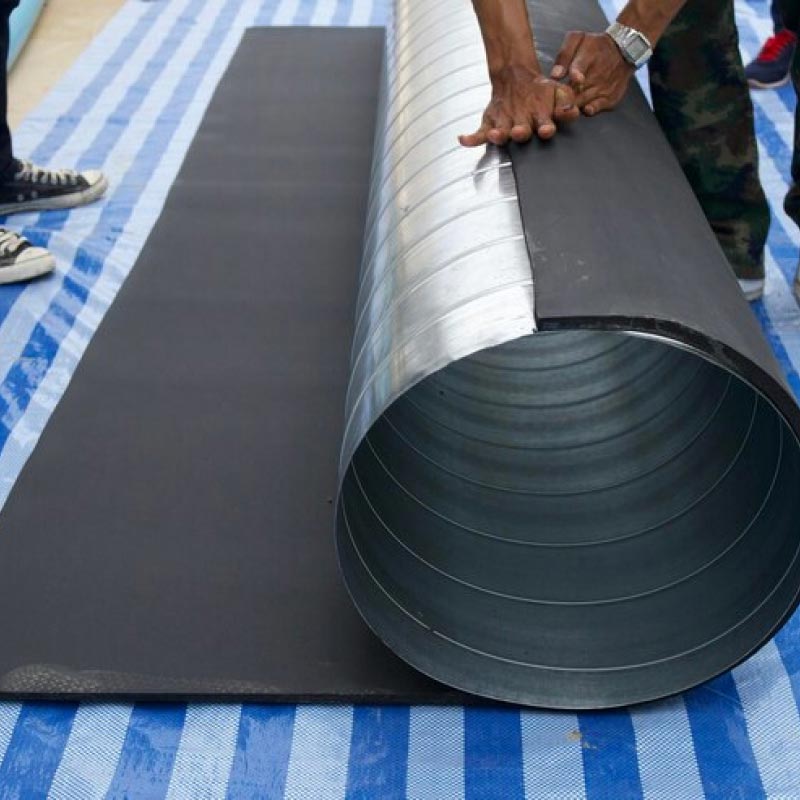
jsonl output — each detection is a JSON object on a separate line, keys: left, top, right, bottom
{"left": 103, "top": 704, "right": 187, "bottom": 799}
{"left": 0, "top": 702, "right": 77, "bottom": 799}
{"left": 578, "top": 710, "right": 642, "bottom": 800}
{"left": 345, "top": 707, "right": 411, "bottom": 799}
{"left": 464, "top": 708, "right": 526, "bottom": 800}
{"left": 684, "top": 673, "right": 766, "bottom": 799}
{"left": 225, "top": 705, "right": 296, "bottom": 799}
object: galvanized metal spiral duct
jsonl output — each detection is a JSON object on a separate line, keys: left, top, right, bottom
{"left": 335, "top": 0, "right": 800, "bottom": 708}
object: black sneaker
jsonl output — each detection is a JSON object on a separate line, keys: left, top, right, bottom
{"left": 745, "top": 29, "right": 797, "bottom": 89}
{"left": 0, "top": 160, "right": 108, "bottom": 215}
{"left": 0, "top": 228, "right": 55, "bottom": 284}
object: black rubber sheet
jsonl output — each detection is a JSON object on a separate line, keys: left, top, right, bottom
{"left": 516, "top": 0, "right": 794, "bottom": 407}
{"left": 0, "top": 28, "right": 466, "bottom": 701}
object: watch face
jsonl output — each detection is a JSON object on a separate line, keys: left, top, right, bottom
{"left": 607, "top": 24, "right": 652, "bottom": 67}
{"left": 628, "top": 37, "right": 650, "bottom": 62}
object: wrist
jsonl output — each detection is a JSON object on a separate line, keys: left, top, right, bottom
{"left": 488, "top": 57, "right": 542, "bottom": 86}
{"left": 616, "top": 0, "right": 677, "bottom": 46}
{"left": 484, "top": 34, "right": 541, "bottom": 82}
{"left": 605, "top": 23, "right": 651, "bottom": 69}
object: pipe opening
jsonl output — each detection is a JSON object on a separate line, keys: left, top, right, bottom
{"left": 338, "top": 330, "right": 800, "bottom": 707}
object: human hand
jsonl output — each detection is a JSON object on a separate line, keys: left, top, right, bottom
{"left": 551, "top": 31, "right": 635, "bottom": 116}
{"left": 459, "top": 64, "right": 579, "bottom": 147}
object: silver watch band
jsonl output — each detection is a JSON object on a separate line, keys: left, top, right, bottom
{"left": 605, "top": 21, "right": 653, "bottom": 69}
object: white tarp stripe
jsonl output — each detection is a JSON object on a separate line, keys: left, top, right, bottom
{"left": 734, "top": 641, "right": 800, "bottom": 798}
{"left": 631, "top": 697, "right": 704, "bottom": 800}
{"left": 164, "top": 705, "right": 243, "bottom": 800}
{"left": 760, "top": 247, "right": 800, "bottom": 379}
{"left": 48, "top": 704, "right": 134, "bottom": 799}
{"left": 272, "top": 0, "right": 303, "bottom": 25}
{"left": 0, "top": 704, "right": 22, "bottom": 765}
{"left": 283, "top": 707, "right": 354, "bottom": 800}
{"left": 348, "top": 0, "right": 373, "bottom": 26}
{"left": 406, "top": 707, "right": 465, "bottom": 800}
{"left": 739, "top": 0, "right": 779, "bottom": 41}
{"left": 309, "top": 0, "right": 340, "bottom": 25}
{"left": 520, "top": 711, "right": 586, "bottom": 800}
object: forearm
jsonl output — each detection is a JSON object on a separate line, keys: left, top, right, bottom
{"left": 471, "top": 0, "right": 541, "bottom": 79}
{"left": 616, "top": 0, "right": 689, "bottom": 45}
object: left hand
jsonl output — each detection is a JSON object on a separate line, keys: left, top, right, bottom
{"left": 550, "top": 31, "right": 635, "bottom": 116}
{"left": 459, "top": 66, "right": 579, "bottom": 147}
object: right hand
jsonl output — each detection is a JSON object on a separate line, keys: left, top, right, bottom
{"left": 459, "top": 64, "right": 579, "bottom": 147}
{"left": 551, "top": 31, "right": 635, "bottom": 116}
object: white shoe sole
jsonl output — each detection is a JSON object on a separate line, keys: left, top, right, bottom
{"left": 0, "top": 174, "right": 109, "bottom": 216}
{"left": 738, "top": 277, "right": 764, "bottom": 301}
{"left": 747, "top": 74, "right": 791, "bottom": 90}
{"left": 0, "top": 250, "right": 55, "bottom": 284}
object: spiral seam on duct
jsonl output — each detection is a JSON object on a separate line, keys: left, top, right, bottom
{"left": 340, "top": 0, "right": 535, "bottom": 472}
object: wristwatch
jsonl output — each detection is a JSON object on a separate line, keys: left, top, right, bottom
{"left": 605, "top": 21, "right": 653, "bottom": 69}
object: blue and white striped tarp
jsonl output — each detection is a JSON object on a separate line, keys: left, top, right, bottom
{"left": 0, "top": 0, "right": 797, "bottom": 796}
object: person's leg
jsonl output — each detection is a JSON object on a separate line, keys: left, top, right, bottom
{"left": 0, "top": 0, "right": 100, "bottom": 286}
{"left": 779, "top": 1, "right": 800, "bottom": 294}
{"left": 0, "top": 0, "right": 19, "bottom": 177}
{"left": 774, "top": 0, "right": 784, "bottom": 32}
{"left": 0, "top": 0, "right": 57, "bottom": 286}
{"left": 648, "top": 0, "right": 770, "bottom": 294}
{"left": 0, "top": 0, "right": 107, "bottom": 217}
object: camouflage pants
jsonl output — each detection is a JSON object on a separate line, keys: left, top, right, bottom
{"left": 780, "top": 0, "right": 800, "bottom": 231}
{"left": 649, "top": 0, "right": 770, "bottom": 281}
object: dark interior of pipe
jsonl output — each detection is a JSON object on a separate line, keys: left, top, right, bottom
{"left": 340, "top": 331, "right": 800, "bottom": 702}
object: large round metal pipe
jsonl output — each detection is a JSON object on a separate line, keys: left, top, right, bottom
{"left": 335, "top": 0, "right": 800, "bottom": 708}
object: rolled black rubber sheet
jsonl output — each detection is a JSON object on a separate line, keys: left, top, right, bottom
{"left": 335, "top": 0, "right": 800, "bottom": 709}
{"left": 0, "top": 2, "right": 799, "bottom": 711}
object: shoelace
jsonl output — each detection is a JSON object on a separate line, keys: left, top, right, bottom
{"left": 13, "top": 160, "right": 80, "bottom": 187}
{"left": 758, "top": 29, "right": 797, "bottom": 63}
{"left": 0, "top": 229, "right": 25, "bottom": 258}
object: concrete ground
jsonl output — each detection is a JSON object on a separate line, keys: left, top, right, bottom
{"left": 8, "top": 0, "right": 126, "bottom": 129}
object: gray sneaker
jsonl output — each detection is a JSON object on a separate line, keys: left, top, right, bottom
{"left": 0, "top": 229, "right": 55, "bottom": 284}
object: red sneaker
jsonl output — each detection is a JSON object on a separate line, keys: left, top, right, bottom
{"left": 745, "top": 29, "right": 797, "bottom": 89}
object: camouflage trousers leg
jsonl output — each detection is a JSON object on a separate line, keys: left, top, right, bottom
{"left": 648, "top": 0, "right": 770, "bottom": 281}
{"left": 780, "top": 0, "right": 800, "bottom": 234}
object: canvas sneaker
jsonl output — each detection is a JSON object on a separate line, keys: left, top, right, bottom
{"left": 0, "top": 229, "right": 55, "bottom": 284}
{"left": 745, "top": 29, "right": 797, "bottom": 89}
{"left": 0, "top": 159, "right": 107, "bottom": 215}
